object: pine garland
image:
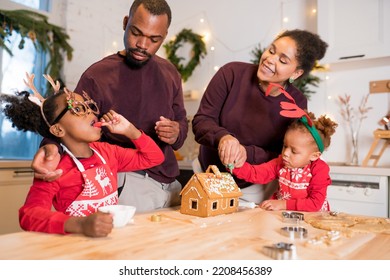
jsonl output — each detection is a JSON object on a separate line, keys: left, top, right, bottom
{"left": 0, "top": 9, "right": 73, "bottom": 87}
{"left": 163, "top": 28, "right": 207, "bottom": 82}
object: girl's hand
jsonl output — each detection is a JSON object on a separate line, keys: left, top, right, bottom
{"left": 64, "top": 211, "right": 113, "bottom": 238}
{"left": 100, "top": 110, "right": 141, "bottom": 140}
{"left": 81, "top": 212, "right": 114, "bottom": 237}
{"left": 259, "top": 200, "right": 286, "bottom": 211}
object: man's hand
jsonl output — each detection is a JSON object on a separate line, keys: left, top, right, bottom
{"left": 155, "top": 116, "right": 180, "bottom": 145}
{"left": 31, "top": 144, "right": 63, "bottom": 182}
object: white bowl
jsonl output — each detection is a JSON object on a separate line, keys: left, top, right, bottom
{"left": 98, "top": 205, "right": 136, "bottom": 228}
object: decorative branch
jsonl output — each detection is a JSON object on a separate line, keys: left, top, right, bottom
{"left": 338, "top": 93, "right": 372, "bottom": 164}
{"left": 338, "top": 93, "right": 372, "bottom": 131}
{"left": 0, "top": 9, "right": 73, "bottom": 87}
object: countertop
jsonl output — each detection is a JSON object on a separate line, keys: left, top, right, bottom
{"left": 0, "top": 208, "right": 389, "bottom": 260}
{"left": 0, "top": 160, "right": 32, "bottom": 169}
{"left": 328, "top": 163, "right": 390, "bottom": 176}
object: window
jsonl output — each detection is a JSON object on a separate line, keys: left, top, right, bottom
{"left": 11, "top": 0, "right": 50, "bottom": 11}
{"left": 230, "top": 198, "right": 235, "bottom": 207}
{"left": 212, "top": 201, "right": 218, "bottom": 210}
{"left": 190, "top": 200, "right": 198, "bottom": 210}
{"left": 0, "top": 0, "right": 51, "bottom": 159}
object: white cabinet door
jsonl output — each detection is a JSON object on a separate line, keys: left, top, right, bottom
{"left": 317, "top": 0, "right": 390, "bottom": 63}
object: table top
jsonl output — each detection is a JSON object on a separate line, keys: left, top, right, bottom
{"left": 0, "top": 208, "right": 389, "bottom": 260}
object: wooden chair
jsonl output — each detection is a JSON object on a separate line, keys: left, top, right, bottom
{"left": 362, "top": 80, "right": 390, "bottom": 167}
{"left": 362, "top": 129, "right": 390, "bottom": 166}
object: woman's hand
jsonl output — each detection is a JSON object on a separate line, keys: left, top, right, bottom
{"left": 218, "top": 135, "right": 247, "bottom": 168}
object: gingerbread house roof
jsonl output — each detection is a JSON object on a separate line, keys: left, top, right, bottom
{"left": 181, "top": 170, "right": 242, "bottom": 199}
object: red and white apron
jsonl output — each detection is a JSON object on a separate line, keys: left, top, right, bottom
{"left": 276, "top": 165, "right": 329, "bottom": 211}
{"left": 62, "top": 144, "right": 118, "bottom": 217}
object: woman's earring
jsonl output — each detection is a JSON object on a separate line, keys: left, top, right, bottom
{"left": 289, "top": 77, "right": 295, "bottom": 83}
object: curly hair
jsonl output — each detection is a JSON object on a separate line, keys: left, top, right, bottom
{"left": 129, "top": 0, "right": 172, "bottom": 27}
{"left": 288, "top": 112, "right": 338, "bottom": 151}
{"left": 0, "top": 90, "right": 65, "bottom": 140}
{"left": 276, "top": 29, "right": 328, "bottom": 79}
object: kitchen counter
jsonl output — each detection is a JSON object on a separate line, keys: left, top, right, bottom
{"left": 329, "top": 163, "right": 390, "bottom": 176}
{"left": 0, "top": 208, "right": 389, "bottom": 260}
{"left": 0, "top": 160, "right": 32, "bottom": 169}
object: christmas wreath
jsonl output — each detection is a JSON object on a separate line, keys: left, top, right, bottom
{"left": 163, "top": 28, "right": 207, "bottom": 82}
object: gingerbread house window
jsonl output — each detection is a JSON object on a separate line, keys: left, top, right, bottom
{"left": 230, "top": 198, "right": 235, "bottom": 207}
{"left": 212, "top": 201, "right": 218, "bottom": 210}
{"left": 190, "top": 199, "right": 198, "bottom": 210}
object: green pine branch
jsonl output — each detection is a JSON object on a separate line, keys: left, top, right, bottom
{"left": 0, "top": 9, "right": 73, "bottom": 90}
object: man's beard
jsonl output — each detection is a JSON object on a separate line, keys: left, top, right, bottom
{"left": 124, "top": 48, "right": 152, "bottom": 69}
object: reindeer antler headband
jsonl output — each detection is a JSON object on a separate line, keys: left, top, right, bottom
{"left": 24, "top": 73, "right": 100, "bottom": 127}
{"left": 265, "top": 83, "right": 324, "bottom": 152}
{"left": 24, "top": 72, "right": 60, "bottom": 127}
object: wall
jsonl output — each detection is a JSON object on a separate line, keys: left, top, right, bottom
{"left": 62, "top": 0, "right": 390, "bottom": 167}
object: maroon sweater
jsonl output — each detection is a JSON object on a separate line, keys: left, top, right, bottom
{"left": 74, "top": 53, "right": 188, "bottom": 183}
{"left": 192, "top": 62, "right": 307, "bottom": 188}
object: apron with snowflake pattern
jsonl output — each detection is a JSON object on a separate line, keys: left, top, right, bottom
{"left": 276, "top": 165, "right": 329, "bottom": 211}
{"left": 61, "top": 144, "right": 118, "bottom": 217}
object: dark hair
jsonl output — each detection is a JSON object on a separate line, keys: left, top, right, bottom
{"left": 288, "top": 112, "right": 338, "bottom": 151}
{"left": 276, "top": 29, "right": 328, "bottom": 78}
{"left": 129, "top": 0, "right": 172, "bottom": 27}
{"left": 0, "top": 91, "right": 66, "bottom": 140}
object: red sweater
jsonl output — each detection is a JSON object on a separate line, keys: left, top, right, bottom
{"left": 19, "top": 133, "right": 164, "bottom": 234}
{"left": 233, "top": 155, "right": 331, "bottom": 211}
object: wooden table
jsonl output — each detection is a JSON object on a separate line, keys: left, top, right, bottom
{"left": 0, "top": 208, "right": 389, "bottom": 260}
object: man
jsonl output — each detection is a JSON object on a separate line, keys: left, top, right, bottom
{"left": 31, "top": 0, "right": 188, "bottom": 212}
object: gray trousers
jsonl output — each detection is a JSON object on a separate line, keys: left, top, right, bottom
{"left": 117, "top": 171, "right": 182, "bottom": 213}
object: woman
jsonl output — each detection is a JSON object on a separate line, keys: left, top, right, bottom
{"left": 192, "top": 29, "right": 328, "bottom": 204}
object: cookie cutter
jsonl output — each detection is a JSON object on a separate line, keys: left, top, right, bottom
{"left": 280, "top": 226, "right": 308, "bottom": 239}
{"left": 282, "top": 211, "right": 304, "bottom": 223}
{"left": 263, "top": 242, "right": 296, "bottom": 260}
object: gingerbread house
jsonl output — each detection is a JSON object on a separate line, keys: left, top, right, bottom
{"left": 180, "top": 165, "right": 242, "bottom": 217}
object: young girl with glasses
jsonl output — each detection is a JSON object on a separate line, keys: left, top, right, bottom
{"left": 0, "top": 74, "right": 164, "bottom": 237}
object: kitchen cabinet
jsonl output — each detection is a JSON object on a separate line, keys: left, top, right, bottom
{"left": 328, "top": 165, "right": 390, "bottom": 218}
{"left": 0, "top": 161, "right": 33, "bottom": 235}
{"left": 317, "top": 0, "right": 390, "bottom": 63}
